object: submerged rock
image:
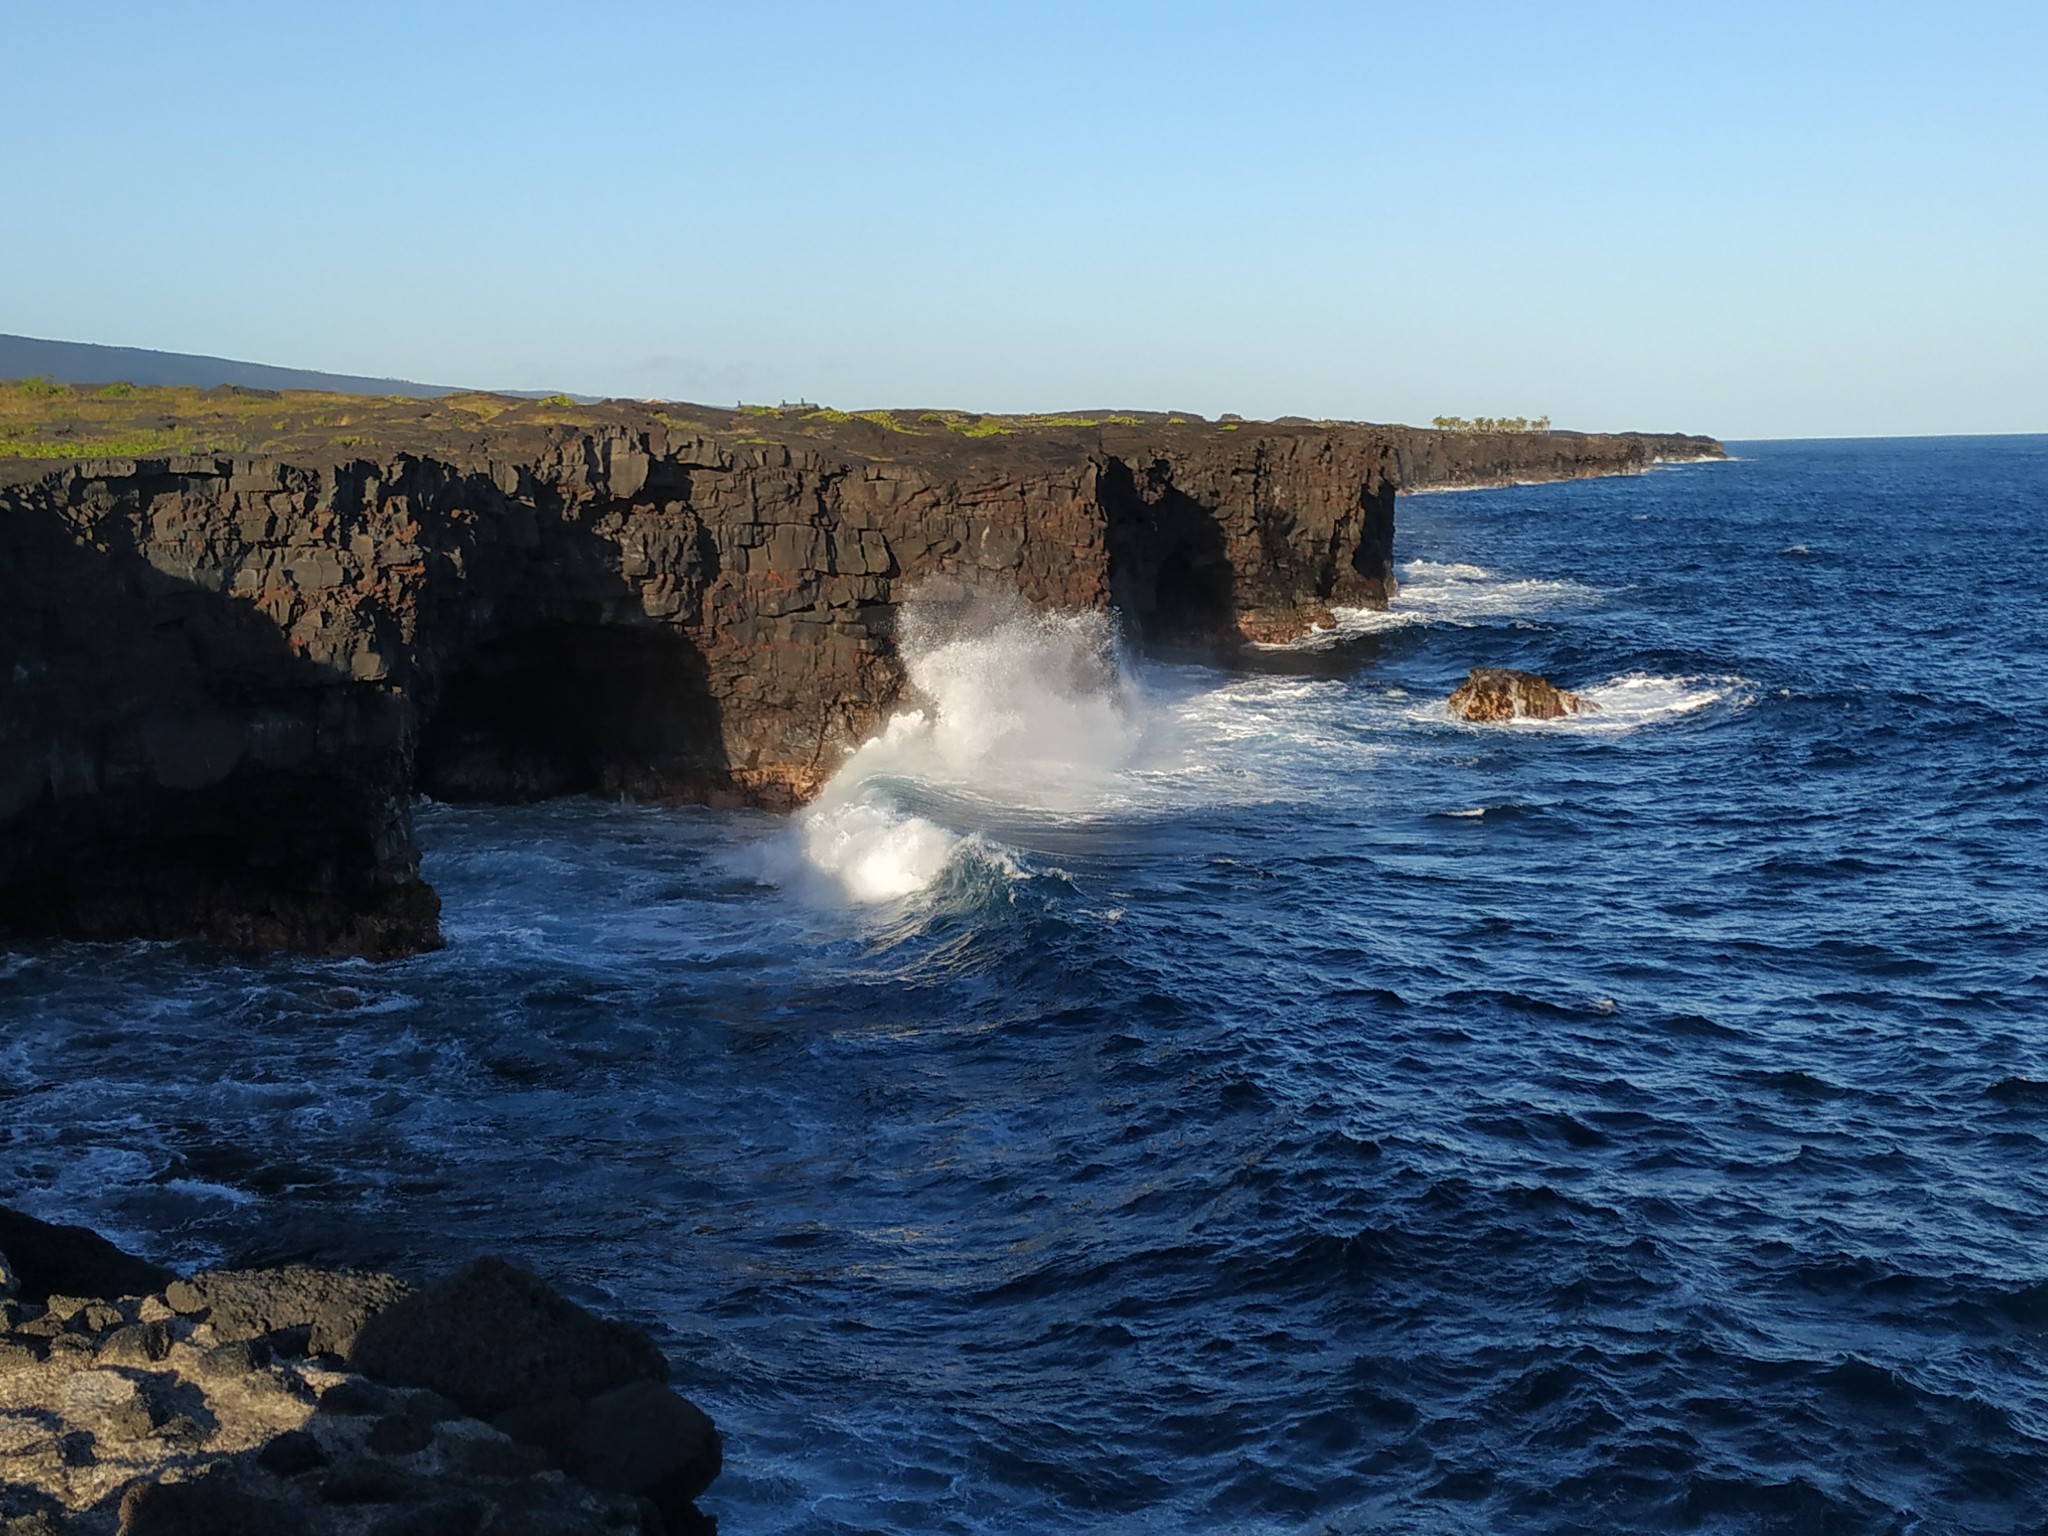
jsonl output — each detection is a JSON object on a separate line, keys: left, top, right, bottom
{"left": 1446, "top": 666, "right": 1596, "bottom": 723}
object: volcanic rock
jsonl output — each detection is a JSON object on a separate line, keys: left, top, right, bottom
{"left": 0, "top": 1238, "right": 698, "bottom": 1535}
{"left": 567, "top": 1378, "right": 722, "bottom": 1501}
{"left": 256, "top": 1427, "right": 328, "bottom": 1476}
{"left": 1447, "top": 667, "right": 1596, "bottom": 723}
{"left": 0, "top": 1207, "right": 173, "bottom": 1304}
{"left": 95, "top": 1320, "right": 172, "bottom": 1366}
{"left": 116, "top": 1479, "right": 309, "bottom": 1536}
{"left": 349, "top": 1257, "right": 669, "bottom": 1417}
{"left": 166, "top": 1266, "right": 412, "bottom": 1358}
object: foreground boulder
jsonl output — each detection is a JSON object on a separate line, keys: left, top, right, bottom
{"left": 0, "top": 1207, "right": 173, "bottom": 1305}
{"left": 0, "top": 1211, "right": 721, "bottom": 1535}
{"left": 351, "top": 1258, "right": 720, "bottom": 1510}
{"left": 349, "top": 1258, "right": 669, "bottom": 1415}
{"left": 1446, "top": 666, "right": 1596, "bottom": 723}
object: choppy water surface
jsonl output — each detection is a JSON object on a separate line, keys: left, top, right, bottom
{"left": 6, "top": 437, "right": 2048, "bottom": 1533}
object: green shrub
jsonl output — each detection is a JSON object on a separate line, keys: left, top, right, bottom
{"left": 1432, "top": 414, "right": 1552, "bottom": 433}
{"left": 0, "top": 432, "right": 190, "bottom": 459}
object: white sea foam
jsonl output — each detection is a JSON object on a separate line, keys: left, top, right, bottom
{"left": 1264, "top": 558, "right": 1599, "bottom": 649}
{"left": 759, "top": 594, "right": 1157, "bottom": 904}
{"left": 1572, "top": 672, "right": 1753, "bottom": 727}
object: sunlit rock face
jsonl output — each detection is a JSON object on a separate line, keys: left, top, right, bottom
{"left": 1447, "top": 666, "right": 1597, "bottom": 722}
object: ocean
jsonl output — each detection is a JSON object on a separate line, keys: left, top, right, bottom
{"left": 3, "top": 435, "right": 2045, "bottom": 1534}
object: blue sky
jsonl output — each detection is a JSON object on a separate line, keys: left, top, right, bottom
{"left": 5, "top": 1, "right": 2043, "bottom": 437}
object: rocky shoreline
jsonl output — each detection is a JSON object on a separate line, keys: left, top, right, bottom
{"left": 0, "top": 1205, "right": 720, "bottom": 1536}
{"left": 0, "top": 386, "right": 1722, "bottom": 957}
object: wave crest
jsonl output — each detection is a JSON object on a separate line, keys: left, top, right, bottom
{"left": 759, "top": 594, "right": 1153, "bottom": 904}
{"left": 1265, "top": 558, "right": 1600, "bottom": 650}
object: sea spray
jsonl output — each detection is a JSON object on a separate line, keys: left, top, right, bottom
{"left": 762, "top": 592, "right": 1155, "bottom": 903}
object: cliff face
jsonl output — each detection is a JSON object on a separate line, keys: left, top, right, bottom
{"left": 1381, "top": 426, "right": 1722, "bottom": 490}
{"left": 0, "top": 397, "right": 1721, "bottom": 956}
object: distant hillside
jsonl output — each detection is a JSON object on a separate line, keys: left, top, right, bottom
{"left": 0, "top": 333, "right": 456, "bottom": 398}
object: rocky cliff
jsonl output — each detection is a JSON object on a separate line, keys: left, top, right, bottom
{"left": 0, "top": 388, "right": 1721, "bottom": 955}
{"left": 1375, "top": 424, "right": 1722, "bottom": 490}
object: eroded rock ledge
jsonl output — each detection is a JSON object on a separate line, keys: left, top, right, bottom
{"left": 0, "top": 1206, "right": 719, "bottom": 1536}
{"left": 0, "top": 398, "right": 1721, "bottom": 955}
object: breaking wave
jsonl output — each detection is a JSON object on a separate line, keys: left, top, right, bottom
{"left": 754, "top": 594, "right": 1158, "bottom": 904}
{"left": 1266, "top": 558, "right": 1600, "bottom": 649}
{"left": 1572, "top": 671, "right": 1755, "bottom": 726}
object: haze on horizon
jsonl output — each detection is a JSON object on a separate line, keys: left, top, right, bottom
{"left": 6, "top": 1, "right": 2042, "bottom": 441}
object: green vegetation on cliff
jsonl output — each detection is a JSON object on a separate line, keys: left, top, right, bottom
{"left": 1433, "top": 414, "right": 1552, "bottom": 433}
{"left": 0, "top": 380, "right": 1239, "bottom": 464}
{"left": 0, "top": 378, "right": 1717, "bottom": 479}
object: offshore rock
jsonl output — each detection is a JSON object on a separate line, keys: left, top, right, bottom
{"left": 1447, "top": 667, "right": 1595, "bottom": 722}
{"left": 0, "top": 398, "right": 1717, "bottom": 955}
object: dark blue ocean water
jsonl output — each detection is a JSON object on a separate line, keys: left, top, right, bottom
{"left": 4, "top": 437, "right": 2047, "bottom": 1534}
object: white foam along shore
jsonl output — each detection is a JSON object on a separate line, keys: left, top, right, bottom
{"left": 1255, "top": 558, "right": 1598, "bottom": 650}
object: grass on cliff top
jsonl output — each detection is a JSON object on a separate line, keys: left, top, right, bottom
{"left": 732, "top": 404, "right": 1154, "bottom": 439}
{"left": 0, "top": 376, "right": 1382, "bottom": 466}
{"left": 0, "top": 376, "right": 616, "bottom": 460}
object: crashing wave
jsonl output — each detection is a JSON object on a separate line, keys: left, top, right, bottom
{"left": 754, "top": 593, "right": 1154, "bottom": 904}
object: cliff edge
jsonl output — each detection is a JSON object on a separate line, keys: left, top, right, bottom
{"left": 0, "top": 386, "right": 1721, "bottom": 955}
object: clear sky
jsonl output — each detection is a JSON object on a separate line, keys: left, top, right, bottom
{"left": 6, "top": 1, "right": 2043, "bottom": 438}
